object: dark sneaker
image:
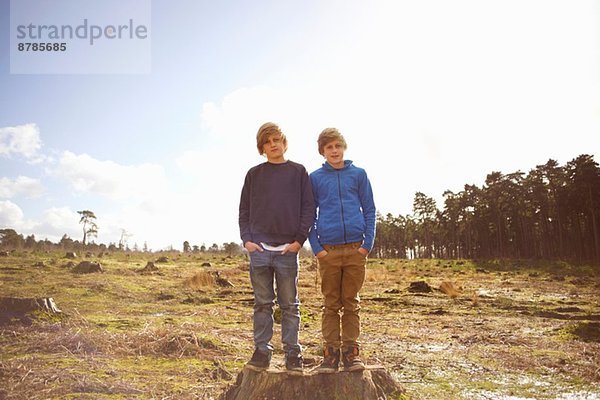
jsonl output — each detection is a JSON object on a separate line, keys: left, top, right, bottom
{"left": 245, "top": 349, "right": 271, "bottom": 372}
{"left": 317, "top": 346, "right": 340, "bottom": 374}
{"left": 342, "top": 345, "right": 365, "bottom": 372}
{"left": 285, "top": 351, "right": 304, "bottom": 375}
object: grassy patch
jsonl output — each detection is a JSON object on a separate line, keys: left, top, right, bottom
{"left": 558, "top": 322, "right": 600, "bottom": 343}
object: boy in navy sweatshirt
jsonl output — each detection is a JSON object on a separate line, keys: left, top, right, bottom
{"left": 308, "top": 127, "right": 376, "bottom": 373}
{"left": 239, "top": 122, "right": 314, "bottom": 375}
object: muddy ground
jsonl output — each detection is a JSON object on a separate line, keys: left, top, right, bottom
{"left": 0, "top": 252, "right": 599, "bottom": 399}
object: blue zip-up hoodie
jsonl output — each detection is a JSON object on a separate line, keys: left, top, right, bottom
{"left": 308, "top": 160, "right": 376, "bottom": 254}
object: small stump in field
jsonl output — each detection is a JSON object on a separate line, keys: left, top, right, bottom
{"left": 408, "top": 281, "right": 432, "bottom": 293}
{"left": 0, "top": 297, "right": 62, "bottom": 325}
{"left": 220, "top": 366, "right": 404, "bottom": 400}
{"left": 212, "top": 271, "right": 234, "bottom": 288}
{"left": 73, "top": 261, "right": 103, "bottom": 274}
{"left": 137, "top": 261, "right": 161, "bottom": 275}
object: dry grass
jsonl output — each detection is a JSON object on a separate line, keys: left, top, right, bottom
{"left": 3, "top": 319, "right": 229, "bottom": 359}
{"left": 126, "top": 326, "right": 229, "bottom": 358}
{"left": 185, "top": 271, "right": 216, "bottom": 289}
{"left": 471, "top": 292, "right": 480, "bottom": 307}
{"left": 365, "top": 265, "right": 389, "bottom": 283}
{"left": 439, "top": 281, "right": 460, "bottom": 298}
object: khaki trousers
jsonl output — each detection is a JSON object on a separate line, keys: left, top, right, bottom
{"left": 318, "top": 242, "right": 367, "bottom": 348}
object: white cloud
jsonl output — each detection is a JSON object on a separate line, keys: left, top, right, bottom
{"left": 0, "top": 123, "right": 42, "bottom": 160}
{"left": 193, "top": 86, "right": 349, "bottom": 170}
{"left": 77, "top": 195, "right": 222, "bottom": 251}
{"left": 41, "top": 207, "right": 80, "bottom": 232}
{"left": 0, "top": 203, "right": 85, "bottom": 243}
{"left": 0, "top": 200, "right": 25, "bottom": 227}
{"left": 0, "top": 176, "right": 45, "bottom": 199}
{"left": 54, "top": 151, "right": 167, "bottom": 200}
{"left": 199, "top": 86, "right": 302, "bottom": 141}
{"left": 0, "top": 200, "right": 71, "bottom": 241}
{"left": 32, "top": 207, "right": 82, "bottom": 242}
{"left": 46, "top": 151, "right": 188, "bottom": 248}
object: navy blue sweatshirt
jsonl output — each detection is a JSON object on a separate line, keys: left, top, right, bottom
{"left": 239, "top": 160, "right": 315, "bottom": 246}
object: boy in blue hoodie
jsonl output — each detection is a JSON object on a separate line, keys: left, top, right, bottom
{"left": 308, "top": 127, "right": 376, "bottom": 373}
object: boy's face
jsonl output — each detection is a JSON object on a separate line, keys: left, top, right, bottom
{"left": 323, "top": 139, "right": 345, "bottom": 169}
{"left": 262, "top": 133, "right": 286, "bottom": 163}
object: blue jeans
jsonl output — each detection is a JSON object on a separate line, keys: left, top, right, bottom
{"left": 249, "top": 249, "right": 301, "bottom": 356}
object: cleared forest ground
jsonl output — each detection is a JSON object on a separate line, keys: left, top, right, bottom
{"left": 0, "top": 252, "right": 599, "bottom": 399}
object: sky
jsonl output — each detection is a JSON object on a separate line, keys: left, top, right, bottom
{"left": 1, "top": 0, "right": 599, "bottom": 251}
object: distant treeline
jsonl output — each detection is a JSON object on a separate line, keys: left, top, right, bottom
{"left": 0, "top": 229, "right": 240, "bottom": 255}
{"left": 0, "top": 230, "right": 148, "bottom": 253}
{"left": 373, "top": 154, "right": 600, "bottom": 265}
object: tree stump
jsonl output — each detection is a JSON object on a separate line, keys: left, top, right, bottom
{"left": 0, "top": 297, "right": 62, "bottom": 324}
{"left": 73, "top": 261, "right": 103, "bottom": 274}
{"left": 220, "top": 366, "right": 404, "bottom": 400}
{"left": 408, "top": 281, "right": 432, "bottom": 293}
{"left": 137, "top": 261, "right": 161, "bottom": 275}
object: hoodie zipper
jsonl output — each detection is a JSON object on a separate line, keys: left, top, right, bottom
{"left": 336, "top": 171, "right": 347, "bottom": 243}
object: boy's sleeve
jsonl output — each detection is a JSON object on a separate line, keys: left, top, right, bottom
{"left": 238, "top": 171, "right": 252, "bottom": 244}
{"left": 295, "top": 168, "right": 315, "bottom": 246}
{"left": 308, "top": 174, "right": 324, "bottom": 254}
{"left": 359, "top": 169, "right": 376, "bottom": 252}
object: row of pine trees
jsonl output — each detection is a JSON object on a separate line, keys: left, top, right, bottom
{"left": 373, "top": 154, "right": 600, "bottom": 265}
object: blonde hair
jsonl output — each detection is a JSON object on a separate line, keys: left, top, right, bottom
{"left": 256, "top": 122, "right": 287, "bottom": 155}
{"left": 317, "top": 127, "right": 347, "bottom": 155}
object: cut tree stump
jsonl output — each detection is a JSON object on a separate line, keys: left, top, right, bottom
{"left": 0, "top": 297, "right": 62, "bottom": 314}
{"left": 137, "top": 261, "right": 161, "bottom": 275}
{"left": 73, "top": 261, "right": 103, "bottom": 274}
{"left": 220, "top": 365, "right": 404, "bottom": 400}
{"left": 0, "top": 297, "right": 62, "bottom": 324}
